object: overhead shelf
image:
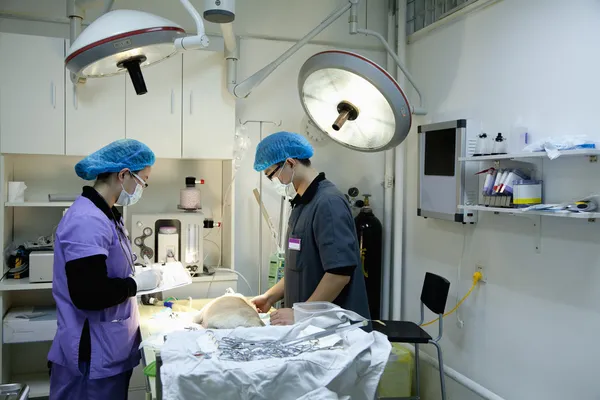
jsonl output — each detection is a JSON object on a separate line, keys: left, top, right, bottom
{"left": 5, "top": 201, "right": 73, "bottom": 208}
{"left": 0, "top": 277, "right": 52, "bottom": 291}
{"left": 459, "top": 205, "right": 600, "bottom": 219}
{"left": 458, "top": 149, "right": 600, "bottom": 161}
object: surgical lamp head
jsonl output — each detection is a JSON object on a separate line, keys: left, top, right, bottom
{"left": 298, "top": 50, "right": 412, "bottom": 152}
{"left": 65, "top": 10, "right": 186, "bottom": 95}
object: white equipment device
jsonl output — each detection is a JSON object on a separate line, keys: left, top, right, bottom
{"left": 29, "top": 251, "right": 54, "bottom": 283}
{"left": 417, "top": 119, "right": 479, "bottom": 224}
{"left": 3, "top": 306, "right": 57, "bottom": 344}
{"left": 131, "top": 213, "right": 204, "bottom": 272}
{"left": 203, "top": 0, "right": 235, "bottom": 23}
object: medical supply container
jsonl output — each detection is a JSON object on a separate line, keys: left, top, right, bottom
{"left": 513, "top": 180, "right": 543, "bottom": 208}
{"left": 292, "top": 301, "right": 338, "bottom": 322}
{"left": 378, "top": 343, "right": 413, "bottom": 397}
{"left": 179, "top": 177, "right": 203, "bottom": 210}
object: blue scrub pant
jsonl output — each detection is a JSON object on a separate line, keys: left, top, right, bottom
{"left": 49, "top": 362, "right": 133, "bottom": 400}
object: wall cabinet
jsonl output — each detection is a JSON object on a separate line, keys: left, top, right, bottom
{"left": 182, "top": 51, "right": 236, "bottom": 159}
{"left": 126, "top": 54, "right": 183, "bottom": 159}
{"left": 65, "top": 63, "right": 126, "bottom": 156}
{"left": 0, "top": 33, "right": 65, "bottom": 155}
{"left": 0, "top": 34, "right": 235, "bottom": 160}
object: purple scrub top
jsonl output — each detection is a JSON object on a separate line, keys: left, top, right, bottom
{"left": 48, "top": 196, "right": 141, "bottom": 379}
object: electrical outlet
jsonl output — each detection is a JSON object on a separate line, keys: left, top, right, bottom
{"left": 476, "top": 264, "right": 486, "bottom": 283}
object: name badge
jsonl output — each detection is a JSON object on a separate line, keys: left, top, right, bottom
{"left": 288, "top": 238, "right": 301, "bottom": 251}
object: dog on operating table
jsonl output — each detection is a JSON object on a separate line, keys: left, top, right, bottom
{"left": 193, "top": 288, "right": 265, "bottom": 329}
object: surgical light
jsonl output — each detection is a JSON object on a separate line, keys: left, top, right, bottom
{"left": 298, "top": 50, "right": 411, "bottom": 152}
{"left": 212, "top": 0, "right": 427, "bottom": 152}
{"left": 66, "top": 0, "right": 209, "bottom": 95}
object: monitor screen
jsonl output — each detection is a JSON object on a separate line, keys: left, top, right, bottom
{"left": 424, "top": 128, "right": 456, "bottom": 177}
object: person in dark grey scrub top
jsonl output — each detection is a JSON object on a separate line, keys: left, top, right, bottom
{"left": 251, "top": 131, "right": 371, "bottom": 327}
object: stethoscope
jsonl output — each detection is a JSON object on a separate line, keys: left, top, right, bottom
{"left": 112, "top": 210, "right": 136, "bottom": 276}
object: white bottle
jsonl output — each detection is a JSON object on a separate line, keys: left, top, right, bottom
{"left": 492, "top": 133, "right": 507, "bottom": 155}
{"left": 474, "top": 133, "right": 491, "bottom": 156}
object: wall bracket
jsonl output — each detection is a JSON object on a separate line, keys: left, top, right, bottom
{"left": 493, "top": 212, "right": 541, "bottom": 253}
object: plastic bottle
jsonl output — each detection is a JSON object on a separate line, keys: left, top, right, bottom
{"left": 492, "top": 133, "right": 507, "bottom": 155}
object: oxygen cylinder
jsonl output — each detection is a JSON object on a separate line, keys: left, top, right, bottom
{"left": 354, "top": 195, "right": 383, "bottom": 320}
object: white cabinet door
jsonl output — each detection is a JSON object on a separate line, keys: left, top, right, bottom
{"left": 126, "top": 54, "right": 182, "bottom": 159}
{"left": 0, "top": 33, "right": 65, "bottom": 155}
{"left": 182, "top": 51, "right": 235, "bottom": 159}
{"left": 66, "top": 60, "right": 126, "bottom": 156}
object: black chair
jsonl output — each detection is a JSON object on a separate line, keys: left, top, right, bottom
{"left": 374, "top": 272, "right": 450, "bottom": 400}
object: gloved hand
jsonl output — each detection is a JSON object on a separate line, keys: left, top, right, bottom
{"left": 133, "top": 269, "right": 162, "bottom": 292}
{"left": 251, "top": 293, "right": 274, "bottom": 313}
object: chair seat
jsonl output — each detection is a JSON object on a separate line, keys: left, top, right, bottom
{"left": 373, "top": 320, "right": 432, "bottom": 344}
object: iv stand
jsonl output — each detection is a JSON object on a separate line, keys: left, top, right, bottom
{"left": 240, "top": 119, "right": 282, "bottom": 295}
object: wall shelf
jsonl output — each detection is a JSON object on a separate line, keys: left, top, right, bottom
{"left": 459, "top": 205, "right": 600, "bottom": 220}
{"left": 458, "top": 149, "right": 600, "bottom": 161}
{"left": 5, "top": 202, "right": 72, "bottom": 208}
{"left": 460, "top": 205, "right": 600, "bottom": 254}
{"left": 0, "top": 278, "right": 52, "bottom": 291}
{"left": 11, "top": 372, "right": 49, "bottom": 398}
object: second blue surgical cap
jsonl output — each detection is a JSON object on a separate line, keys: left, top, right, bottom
{"left": 75, "top": 139, "right": 156, "bottom": 180}
{"left": 253, "top": 131, "right": 314, "bottom": 172}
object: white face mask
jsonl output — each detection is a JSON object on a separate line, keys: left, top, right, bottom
{"left": 271, "top": 164, "right": 296, "bottom": 199}
{"left": 116, "top": 172, "right": 145, "bottom": 206}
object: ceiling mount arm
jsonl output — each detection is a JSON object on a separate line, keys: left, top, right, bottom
{"left": 231, "top": 1, "right": 354, "bottom": 98}
{"left": 102, "top": 0, "right": 115, "bottom": 15}
{"left": 176, "top": 0, "right": 210, "bottom": 50}
{"left": 355, "top": 27, "right": 427, "bottom": 115}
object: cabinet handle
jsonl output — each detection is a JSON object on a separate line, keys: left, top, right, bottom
{"left": 171, "top": 89, "right": 175, "bottom": 114}
{"left": 51, "top": 82, "right": 56, "bottom": 109}
{"left": 189, "top": 91, "right": 193, "bottom": 115}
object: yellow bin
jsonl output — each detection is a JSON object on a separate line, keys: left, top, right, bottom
{"left": 378, "top": 343, "right": 413, "bottom": 397}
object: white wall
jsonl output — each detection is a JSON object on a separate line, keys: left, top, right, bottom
{"left": 405, "top": 1, "right": 600, "bottom": 399}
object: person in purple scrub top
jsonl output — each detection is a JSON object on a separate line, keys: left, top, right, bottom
{"left": 48, "top": 139, "right": 162, "bottom": 400}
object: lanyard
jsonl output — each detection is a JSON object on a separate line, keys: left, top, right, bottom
{"left": 112, "top": 211, "right": 135, "bottom": 275}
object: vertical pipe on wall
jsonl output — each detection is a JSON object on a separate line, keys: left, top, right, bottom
{"left": 381, "top": 0, "right": 397, "bottom": 320}
{"left": 258, "top": 122, "right": 264, "bottom": 295}
{"left": 392, "top": 0, "right": 406, "bottom": 320}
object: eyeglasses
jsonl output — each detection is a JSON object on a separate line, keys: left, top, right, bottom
{"left": 130, "top": 171, "right": 148, "bottom": 188}
{"left": 266, "top": 163, "right": 284, "bottom": 181}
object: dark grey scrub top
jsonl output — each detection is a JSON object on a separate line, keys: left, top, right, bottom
{"left": 284, "top": 174, "right": 371, "bottom": 321}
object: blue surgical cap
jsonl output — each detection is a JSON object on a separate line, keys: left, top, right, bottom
{"left": 253, "top": 131, "right": 314, "bottom": 172}
{"left": 75, "top": 139, "right": 156, "bottom": 180}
